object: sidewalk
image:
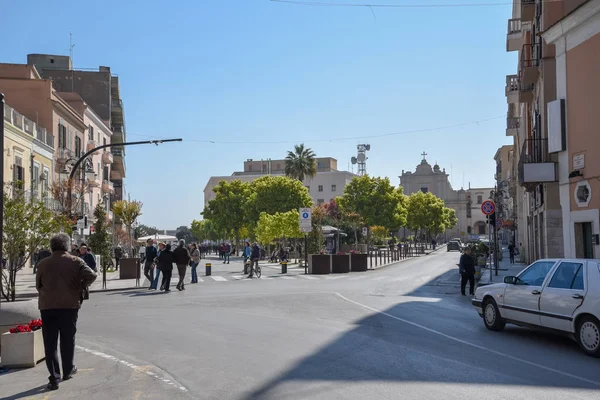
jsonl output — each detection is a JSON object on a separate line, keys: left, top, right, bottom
{"left": 478, "top": 247, "right": 527, "bottom": 286}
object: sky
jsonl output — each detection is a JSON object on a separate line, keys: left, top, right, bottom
{"left": 1, "top": 0, "right": 516, "bottom": 228}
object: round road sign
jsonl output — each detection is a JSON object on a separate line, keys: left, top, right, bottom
{"left": 302, "top": 212, "right": 309, "bottom": 219}
{"left": 481, "top": 200, "right": 496, "bottom": 215}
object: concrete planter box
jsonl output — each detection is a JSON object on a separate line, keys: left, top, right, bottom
{"left": 308, "top": 255, "right": 331, "bottom": 274}
{"left": 0, "top": 329, "right": 45, "bottom": 368}
{"left": 119, "top": 258, "right": 141, "bottom": 279}
{"left": 331, "top": 255, "right": 350, "bottom": 273}
{"left": 350, "top": 254, "right": 368, "bottom": 272}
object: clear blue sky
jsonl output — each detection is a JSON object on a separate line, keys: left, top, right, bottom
{"left": 2, "top": 0, "right": 515, "bottom": 228}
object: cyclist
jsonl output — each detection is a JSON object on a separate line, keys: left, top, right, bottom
{"left": 248, "top": 242, "right": 260, "bottom": 278}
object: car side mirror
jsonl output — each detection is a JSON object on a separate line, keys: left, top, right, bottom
{"left": 504, "top": 276, "right": 517, "bottom": 284}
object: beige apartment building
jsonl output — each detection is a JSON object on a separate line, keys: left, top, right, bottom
{"left": 204, "top": 157, "right": 356, "bottom": 207}
{"left": 494, "top": 145, "right": 516, "bottom": 245}
{"left": 505, "top": 0, "right": 598, "bottom": 261}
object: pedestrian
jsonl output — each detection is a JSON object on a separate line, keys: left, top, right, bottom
{"left": 142, "top": 239, "right": 157, "bottom": 289}
{"left": 152, "top": 242, "right": 165, "bottom": 290}
{"left": 78, "top": 243, "right": 97, "bottom": 272}
{"left": 70, "top": 244, "right": 79, "bottom": 257}
{"left": 36, "top": 233, "right": 97, "bottom": 391}
{"left": 223, "top": 242, "right": 231, "bottom": 264}
{"left": 34, "top": 247, "right": 51, "bottom": 274}
{"left": 249, "top": 242, "right": 260, "bottom": 278}
{"left": 157, "top": 243, "right": 175, "bottom": 292}
{"left": 243, "top": 242, "right": 251, "bottom": 274}
{"left": 173, "top": 239, "right": 191, "bottom": 291}
{"left": 190, "top": 243, "right": 200, "bottom": 284}
{"left": 114, "top": 245, "right": 123, "bottom": 271}
{"left": 459, "top": 247, "right": 476, "bottom": 296}
{"left": 508, "top": 242, "right": 515, "bottom": 264}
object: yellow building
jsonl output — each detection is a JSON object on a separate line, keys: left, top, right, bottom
{"left": 3, "top": 102, "right": 54, "bottom": 198}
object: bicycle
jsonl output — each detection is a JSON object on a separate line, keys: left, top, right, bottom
{"left": 250, "top": 259, "right": 261, "bottom": 278}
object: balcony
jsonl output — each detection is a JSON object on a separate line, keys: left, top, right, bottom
{"left": 506, "top": 19, "right": 524, "bottom": 52}
{"left": 56, "top": 148, "right": 76, "bottom": 162}
{"left": 102, "top": 151, "right": 114, "bottom": 164}
{"left": 87, "top": 174, "right": 101, "bottom": 188}
{"left": 110, "top": 148, "right": 126, "bottom": 179}
{"left": 521, "top": 0, "right": 535, "bottom": 21}
{"left": 111, "top": 124, "right": 125, "bottom": 143}
{"left": 506, "top": 117, "right": 519, "bottom": 136}
{"left": 86, "top": 139, "right": 98, "bottom": 152}
{"left": 518, "top": 138, "right": 557, "bottom": 189}
{"left": 505, "top": 75, "right": 519, "bottom": 104}
{"left": 102, "top": 179, "right": 115, "bottom": 194}
{"left": 520, "top": 43, "right": 541, "bottom": 86}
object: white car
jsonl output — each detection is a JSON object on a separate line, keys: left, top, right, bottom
{"left": 472, "top": 258, "right": 600, "bottom": 357}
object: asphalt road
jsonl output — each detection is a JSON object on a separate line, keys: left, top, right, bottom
{"left": 3, "top": 250, "right": 599, "bottom": 399}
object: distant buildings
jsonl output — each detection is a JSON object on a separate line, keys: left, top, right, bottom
{"left": 204, "top": 157, "right": 356, "bottom": 207}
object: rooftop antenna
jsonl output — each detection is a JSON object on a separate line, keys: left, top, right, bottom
{"left": 355, "top": 144, "right": 370, "bottom": 176}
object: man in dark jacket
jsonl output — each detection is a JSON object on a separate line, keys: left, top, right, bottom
{"left": 36, "top": 233, "right": 97, "bottom": 390}
{"left": 249, "top": 242, "right": 260, "bottom": 278}
{"left": 142, "top": 239, "right": 158, "bottom": 289}
{"left": 78, "top": 243, "right": 97, "bottom": 272}
{"left": 114, "top": 245, "right": 123, "bottom": 270}
{"left": 173, "top": 240, "right": 191, "bottom": 291}
{"left": 459, "top": 247, "right": 476, "bottom": 296}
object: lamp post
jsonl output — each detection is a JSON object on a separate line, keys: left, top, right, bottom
{"left": 1, "top": 94, "right": 4, "bottom": 305}
{"left": 66, "top": 139, "right": 183, "bottom": 218}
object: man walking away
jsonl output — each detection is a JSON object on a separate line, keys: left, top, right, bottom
{"left": 249, "top": 242, "right": 260, "bottom": 278}
{"left": 34, "top": 247, "right": 51, "bottom": 274}
{"left": 114, "top": 245, "right": 123, "bottom": 271}
{"left": 508, "top": 242, "right": 515, "bottom": 264}
{"left": 223, "top": 242, "right": 231, "bottom": 264}
{"left": 459, "top": 247, "right": 476, "bottom": 296}
{"left": 173, "top": 239, "right": 191, "bottom": 291}
{"left": 157, "top": 243, "right": 175, "bottom": 292}
{"left": 78, "top": 243, "right": 97, "bottom": 272}
{"left": 142, "top": 239, "right": 158, "bottom": 289}
{"left": 36, "top": 233, "right": 97, "bottom": 391}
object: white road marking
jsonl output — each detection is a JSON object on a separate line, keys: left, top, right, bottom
{"left": 299, "top": 275, "right": 319, "bottom": 280}
{"left": 231, "top": 275, "right": 245, "bottom": 280}
{"left": 211, "top": 276, "right": 227, "bottom": 282}
{"left": 76, "top": 345, "right": 187, "bottom": 392}
{"left": 334, "top": 293, "right": 600, "bottom": 388}
{"left": 280, "top": 276, "right": 296, "bottom": 280}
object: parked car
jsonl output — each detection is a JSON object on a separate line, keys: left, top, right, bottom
{"left": 447, "top": 241, "right": 461, "bottom": 252}
{"left": 472, "top": 258, "right": 600, "bottom": 357}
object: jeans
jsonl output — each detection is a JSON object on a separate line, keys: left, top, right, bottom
{"left": 191, "top": 262, "right": 199, "bottom": 283}
{"left": 41, "top": 309, "right": 79, "bottom": 381}
{"left": 143, "top": 262, "right": 154, "bottom": 285}
{"left": 223, "top": 253, "right": 230, "bottom": 263}
{"left": 176, "top": 264, "right": 187, "bottom": 289}
{"left": 151, "top": 269, "right": 162, "bottom": 289}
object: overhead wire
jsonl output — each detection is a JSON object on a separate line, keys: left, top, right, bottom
{"left": 125, "top": 115, "right": 504, "bottom": 145}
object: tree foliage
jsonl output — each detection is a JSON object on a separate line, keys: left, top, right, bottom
{"left": 191, "top": 219, "right": 222, "bottom": 242}
{"left": 284, "top": 143, "right": 317, "bottom": 182}
{"left": 175, "top": 225, "right": 197, "bottom": 244}
{"left": 48, "top": 178, "right": 91, "bottom": 224}
{"left": 255, "top": 211, "right": 303, "bottom": 245}
{"left": 245, "top": 176, "right": 313, "bottom": 225}
{"left": 135, "top": 224, "right": 159, "bottom": 239}
{"left": 88, "top": 204, "right": 112, "bottom": 267}
{"left": 406, "top": 191, "right": 457, "bottom": 237}
{"left": 112, "top": 200, "right": 143, "bottom": 253}
{"left": 370, "top": 225, "right": 390, "bottom": 245}
{"left": 2, "top": 185, "right": 66, "bottom": 301}
{"left": 203, "top": 180, "right": 250, "bottom": 246}
{"left": 337, "top": 176, "right": 407, "bottom": 231}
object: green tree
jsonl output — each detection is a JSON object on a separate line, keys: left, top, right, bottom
{"left": 246, "top": 176, "right": 313, "bottom": 226}
{"left": 256, "top": 211, "right": 303, "bottom": 245}
{"left": 134, "top": 224, "right": 159, "bottom": 239}
{"left": 112, "top": 200, "right": 143, "bottom": 255}
{"left": 406, "top": 191, "right": 448, "bottom": 240}
{"left": 342, "top": 211, "right": 364, "bottom": 250}
{"left": 88, "top": 204, "right": 112, "bottom": 270}
{"left": 444, "top": 207, "right": 458, "bottom": 230}
{"left": 370, "top": 225, "right": 390, "bottom": 245}
{"left": 2, "top": 184, "right": 65, "bottom": 302}
{"left": 191, "top": 219, "right": 223, "bottom": 242}
{"left": 284, "top": 143, "right": 317, "bottom": 182}
{"left": 175, "top": 225, "right": 197, "bottom": 244}
{"left": 337, "top": 176, "right": 407, "bottom": 233}
{"left": 202, "top": 180, "right": 250, "bottom": 253}
{"left": 307, "top": 203, "right": 327, "bottom": 254}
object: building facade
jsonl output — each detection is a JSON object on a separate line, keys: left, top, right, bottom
{"left": 494, "top": 145, "right": 516, "bottom": 245}
{"left": 204, "top": 157, "right": 356, "bottom": 207}
{"left": 543, "top": 0, "right": 600, "bottom": 259}
{"left": 399, "top": 156, "right": 493, "bottom": 241}
{"left": 505, "top": 0, "right": 597, "bottom": 262}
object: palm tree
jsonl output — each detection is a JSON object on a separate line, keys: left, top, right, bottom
{"left": 285, "top": 144, "right": 317, "bottom": 182}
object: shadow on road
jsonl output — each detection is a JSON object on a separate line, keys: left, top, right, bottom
{"left": 243, "top": 297, "right": 599, "bottom": 399}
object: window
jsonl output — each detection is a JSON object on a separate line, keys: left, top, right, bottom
{"left": 548, "top": 262, "right": 584, "bottom": 290}
{"left": 89, "top": 125, "right": 94, "bottom": 141}
{"left": 32, "top": 162, "right": 40, "bottom": 198}
{"left": 467, "top": 226, "right": 472, "bottom": 234}
{"left": 318, "top": 185, "right": 323, "bottom": 192}
{"left": 104, "top": 166, "right": 109, "bottom": 181}
{"left": 58, "top": 123, "right": 67, "bottom": 149}
{"left": 317, "top": 199, "right": 325, "bottom": 204}
{"left": 421, "top": 187, "right": 428, "bottom": 193}
{"left": 477, "top": 195, "right": 483, "bottom": 204}
{"left": 103, "top": 137, "right": 107, "bottom": 146}
{"left": 42, "top": 168, "right": 49, "bottom": 196}
{"left": 517, "top": 261, "right": 556, "bottom": 286}
{"left": 331, "top": 184, "right": 336, "bottom": 192}
{"left": 75, "top": 137, "right": 82, "bottom": 157}
{"left": 13, "top": 154, "right": 25, "bottom": 194}
{"left": 248, "top": 165, "right": 253, "bottom": 171}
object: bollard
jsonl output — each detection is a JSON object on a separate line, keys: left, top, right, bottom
{"left": 281, "top": 261, "right": 287, "bottom": 274}
{"left": 206, "top": 262, "right": 212, "bottom": 276}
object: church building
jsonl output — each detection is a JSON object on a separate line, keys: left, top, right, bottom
{"left": 399, "top": 153, "right": 494, "bottom": 241}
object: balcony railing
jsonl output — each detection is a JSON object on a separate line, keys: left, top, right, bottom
{"left": 520, "top": 42, "right": 541, "bottom": 87}
{"left": 57, "top": 148, "right": 76, "bottom": 161}
{"left": 506, "top": 19, "right": 523, "bottom": 52}
{"left": 506, "top": 117, "right": 520, "bottom": 137}
{"left": 102, "top": 151, "right": 114, "bottom": 164}
{"left": 87, "top": 140, "right": 98, "bottom": 152}
{"left": 522, "top": 138, "right": 549, "bottom": 164}
{"left": 111, "top": 148, "right": 124, "bottom": 157}
{"left": 4, "top": 104, "right": 55, "bottom": 147}
{"left": 102, "top": 179, "right": 115, "bottom": 194}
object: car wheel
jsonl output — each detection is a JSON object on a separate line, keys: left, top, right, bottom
{"left": 576, "top": 316, "right": 600, "bottom": 358}
{"left": 483, "top": 298, "right": 505, "bottom": 332}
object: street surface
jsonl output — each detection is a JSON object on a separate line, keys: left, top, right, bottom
{"left": 3, "top": 250, "right": 600, "bottom": 399}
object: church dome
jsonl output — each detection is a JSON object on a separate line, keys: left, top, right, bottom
{"left": 433, "top": 163, "right": 440, "bottom": 172}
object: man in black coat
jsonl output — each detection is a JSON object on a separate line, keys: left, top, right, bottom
{"left": 459, "top": 246, "right": 476, "bottom": 296}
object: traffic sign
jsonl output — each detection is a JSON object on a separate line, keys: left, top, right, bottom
{"left": 299, "top": 208, "right": 312, "bottom": 233}
{"left": 481, "top": 200, "right": 496, "bottom": 215}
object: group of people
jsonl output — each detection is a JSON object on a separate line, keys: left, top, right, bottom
{"left": 141, "top": 239, "right": 201, "bottom": 291}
